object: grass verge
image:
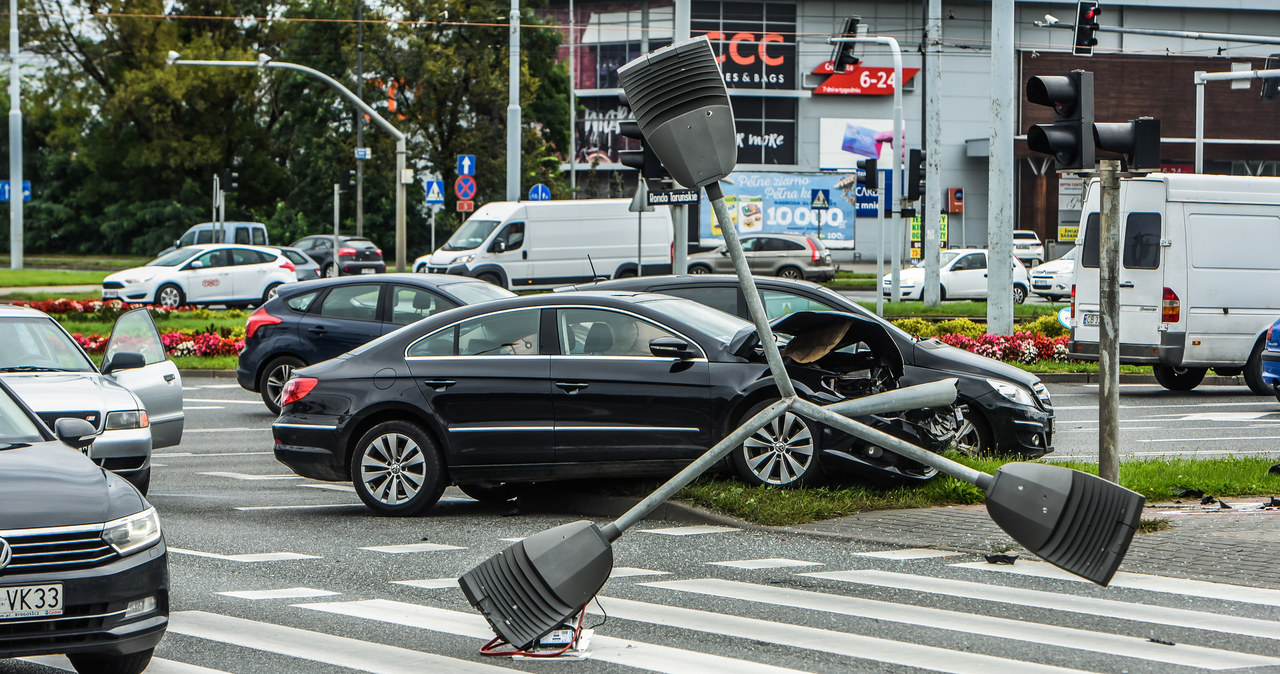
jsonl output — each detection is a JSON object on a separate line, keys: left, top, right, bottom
{"left": 853, "top": 300, "right": 1066, "bottom": 319}
{"left": 0, "top": 269, "right": 109, "bottom": 287}
{"left": 0, "top": 255, "right": 149, "bottom": 272}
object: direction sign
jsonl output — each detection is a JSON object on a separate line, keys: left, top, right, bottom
{"left": 529, "top": 183, "right": 551, "bottom": 201}
{"left": 647, "top": 189, "right": 700, "bottom": 205}
{"left": 457, "top": 155, "right": 476, "bottom": 176}
{"left": 455, "top": 175, "right": 477, "bottom": 201}
{"left": 425, "top": 180, "right": 445, "bottom": 204}
{"left": 810, "top": 189, "right": 831, "bottom": 210}
{"left": 354, "top": 147, "right": 372, "bottom": 160}
{"left": 0, "top": 181, "right": 31, "bottom": 202}
{"left": 457, "top": 200, "right": 475, "bottom": 212}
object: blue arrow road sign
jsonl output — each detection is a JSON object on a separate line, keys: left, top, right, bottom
{"left": 457, "top": 155, "right": 476, "bottom": 176}
{"left": 529, "top": 184, "right": 551, "bottom": 201}
{"left": 425, "top": 180, "right": 445, "bottom": 204}
{"left": 0, "top": 181, "right": 31, "bottom": 202}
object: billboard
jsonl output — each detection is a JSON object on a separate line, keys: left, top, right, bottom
{"left": 697, "top": 172, "right": 856, "bottom": 249}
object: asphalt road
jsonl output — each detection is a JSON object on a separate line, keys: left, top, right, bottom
{"left": 6, "top": 376, "right": 1280, "bottom": 673}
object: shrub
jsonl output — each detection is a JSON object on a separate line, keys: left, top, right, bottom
{"left": 892, "top": 317, "right": 935, "bottom": 338}
{"left": 934, "top": 318, "right": 984, "bottom": 338}
{"left": 1020, "top": 313, "right": 1069, "bottom": 338}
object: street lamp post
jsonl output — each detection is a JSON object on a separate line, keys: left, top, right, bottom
{"left": 168, "top": 52, "right": 410, "bottom": 271}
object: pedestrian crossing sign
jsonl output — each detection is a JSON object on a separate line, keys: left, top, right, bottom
{"left": 810, "top": 189, "right": 830, "bottom": 210}
{"left": 425, "top": 180, "right": 445, "bottom": 204}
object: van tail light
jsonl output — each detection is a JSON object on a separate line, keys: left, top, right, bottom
{"left": 805, "top": 237, "right": 821, "bottom": 262}
{"left": 1162, "top": 287, "right": 1180, "bottom": 323}
{"left": 245, "top": 306, "right": 284, "bottom": 339}
{"left": 280, "top": 260, "right": 296, "bottom": 272}
{"left": 338, "top": 247, "right": 358, "bottom": 258}
{"left": 670, "top": 242, "right": 675, "bottom": 264}
{"left": 1070, "top": 284, "right": 1076, "bottom": 319}
{"left": 280, "top": 377, "right": 318, "bottom": 407}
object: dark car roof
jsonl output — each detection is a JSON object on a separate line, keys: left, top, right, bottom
{"left": 275, "top": 273, "right": 508, "bottom": 299}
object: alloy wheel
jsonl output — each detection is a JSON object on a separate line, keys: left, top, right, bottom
{"left": 742, "top": 411, "right": 815, "bottom": 485}
{"left": 358, "top": 432, "right": 428, "bottom": 506}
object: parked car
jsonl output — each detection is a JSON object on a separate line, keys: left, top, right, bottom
{"left": 275, "top": 246, "right": 322, "bottom": 281}
{"left": 1029, "top": 247, "right": 1076, "bottom": 302}
{"left": 0, "top": 378, "right": 169, "bottom": 674}
{"left": 687, "top": 233, "right": 836, "bottom": 282}
{"left": 883, "top": 248, "right": 1031, "bottom": 304}
{"left": 237, "top": 273, "right": 517, "bottom": 413}
{"left": 157, "top": 220, "right": 269, "bottom": 256}
{"left": 0, "top": 306, "right": 184, "bottom": 494}
{"left": 1013, "top": 230, "right": 1044, "bottom": 266}
{"left": 1263, "top": 318, "right": 1280, "bottom": 402}
{"left": 102, "top": 244, "right": 297, "bottom": 308}
{"left": 272, "top": 291, "right": 962, "bottom": 515}
{"left": 567, "top": 275, "right": 1054, "bottom": 458}
{"left": 290, "top": 235, "right": 386, "bottom": 277}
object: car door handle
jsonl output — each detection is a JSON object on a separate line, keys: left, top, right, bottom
{"left": 555, "top": 382, "right": 589, "bottom": 393}
{"left": 164, "top": 373, "right": 175, "bottom": 382}
{"left": 1119, "top": 281, "right": 1135, "bottom": 288}
{"left": 308, "top": 326, "right": 328, "bottom": 335}
{"left": 421, "top": 379, "right": 456, "bottom": 391}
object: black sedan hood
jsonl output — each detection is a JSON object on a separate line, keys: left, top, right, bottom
{"left": 730, "top": 311, "right": 904, "bottom": 378}
{"left": 911, "top": 337, "right": 1043, "bottom": 388}
{"left": 0, "top": 443, "right": 146, "bottom": 529}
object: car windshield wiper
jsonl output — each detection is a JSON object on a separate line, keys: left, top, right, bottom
{"left": 0, "top": 442, "right": 32, "bottom": 451}
{"left": 0, "top": 366, "right": 81, "bottom": 373}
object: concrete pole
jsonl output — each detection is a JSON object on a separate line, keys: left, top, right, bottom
{"left": 395, "top": 138, "right": 407, "bottom": 271}
{"left": 922, "top": 0, "right": 942, "bottom": 307}
{"left": 986, "top": 0, "right": 1015, "bottom": 336}
{"left": 8, "top": 0, "right": 23, "bottom": 270}
{"left": 333, "top": 183, "right": 341, "bottom": 273}
{"left": 1195, "top": 71, "right": 1205, "bottom": 174}
{"left": 887, "top": 40, "right": 903, "bottom": 303}
{"left": 1098, "top": 161, "right": 1121, "bottom": 484}
{"left": 671, "top": 0, "right": 691, "bottom": 275}
{"left": 568, "top": 0, "right": 576, "bottom": 197}
{"left": 356, "top": 0, "right": 365, "bottom": 236}
{"left": 507, "top": 0, "right": 521, "bottom": 201}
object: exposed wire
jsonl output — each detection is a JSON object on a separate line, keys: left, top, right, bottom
{"left": 478, "top": 606, "right": 586, "bottom": 659}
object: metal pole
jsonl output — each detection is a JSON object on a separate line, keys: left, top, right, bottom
{"left": 507, "top": 0, "right": 521, "bottom": 201}
{"left": 333, "top": 183, "right": 341, "bottom": 271}
{"left": 395, "top": 138, "right": 407, "bottom": 271}
{"left": 1098, "top": 161, "right": 1121, "bottom": 484}
{"left": 9, "top": 0, "right": 23, "bottom": 270}
{"left": 637, "top": 203, "right": 643, "bottom": 277}
{"left": 876, "top": 185, "right": 885, "bottom": 316}
{"left": 211, "top": 174, "right": 219, "bottom": 223}
{"left": 922, "top": 0, "right": 942, "bottom": 306}
{"left": 1195, "top": 71, "right": 1205, "bottom": 174}
{"left": 356, "top": 1, "right": 365, "bottom": 236}
{"left": 987, "top": 0, "right": 1015, "bottom": 336}
{"left": 673, "top": 205, "right": 687, "bottom": 274}
{"left": 888, "top": 39, "right": 903, "bottom": 304}
{"left": 568, "top": 0, "right": 576, "bottom": 198}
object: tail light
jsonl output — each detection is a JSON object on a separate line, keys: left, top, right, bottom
{"left": 280, "top": 377, "right": 318, "bottom": 407}
{"left": 1162, "top": 287, "right": 1180, "bottom": 323}
{"left": 338, "top": 247, "right": 358, "bottom": 258}
{"left": 375, "top": 248, "right": 383, "bottom": 257}
{"left": 245, "top": 306, "right": 283, "bottom": 339}
{"left": 1070, "top": 284, "right": 1076, "bottom": 319}
{"left": 280, "top": 260, "right": 296, "bottom": 272}
{"left": 670, "top": 242, "right": 675, "bottom": 263}
{"left": 805, "top": 237, "right": 821, "bottom": 262}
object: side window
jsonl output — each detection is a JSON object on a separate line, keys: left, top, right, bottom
{"left": 492, "top": 222, "right": 525, "bottom": 252}
{"left": 234, "top": 227, "right": 251, "bottom": 244}
{"left": 229, "top": 248, "right": 260, "bottom": 266}
{"left": 739, "top": 237, "right": 760, "bottom": 252}
{"left": 773, "top": 238, "right": 805, "bottom": 252}
{"left": 954, "top": 254, "right": 984, "bottom": 271}
{"left": 195, "top": 229, "right": 215, "bottom": 244}
{"left": 457, "top": 308, "right": 540, "bottom": 356}
{"left": 286, "top": 291, "right": 321, "bottom": 312}
{"left": 317, "top": 284, "right": 381, "bottom": 322}
{"left": 389, "top": 286, "right": 459, "bottom": 326}
{"left": 1123, "top": 212, "right": 1161, "bottom": 270}
{"left": 408, "top": 325, "right": 456, "bottom": 357}
{"left": 194, "top": 250, "right": 227, "bottom": 268}
{"left": 252, "top": 228, "right": 267, "bottom": 246}
{"left": 759, "top": 289, "right": 835, "bottom": 320}
{"left": 178, "top": 230, "right": 197, "bottom": 247}
{"left": 662, "top": 287, "right": 741, "bottom": 317}
{"left": 558, "top": 308, "right": 677, "bottom": 357}
{"left": 1081, "top": 213, "right": 1100, "bottom": 268}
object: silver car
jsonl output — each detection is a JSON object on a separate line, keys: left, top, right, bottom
{"left": 0, "top": 306, "right": 184, "bottom": 495}
{"left": 686, "top": 233, "right": 836, "bottom": 281}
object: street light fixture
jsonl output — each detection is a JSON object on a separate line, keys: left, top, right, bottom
{"left": 166, "top": 52, "right": 409, "bottom": 271}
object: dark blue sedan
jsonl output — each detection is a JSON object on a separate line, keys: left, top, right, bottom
{"left": 1263, "top": 318, "right": 1280, "bottom": 402}
{"left": 237, "top": 273, "right": 515, "bottom": 412}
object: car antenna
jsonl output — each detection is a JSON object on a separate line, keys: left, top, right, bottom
{"left": 587, "top": 254, "right": 603, "bottom": 283}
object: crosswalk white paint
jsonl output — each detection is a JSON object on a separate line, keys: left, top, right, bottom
{"left": 297, "top": 599, "right": 809, "bottom": 674}
{"left": 644, "top": 578, "right": 1280, "bottom": 670}
{"left": 234, "top": 503, "right": 365, "bottom": 511}
{"left": 169, "top": 548, "right": 320, "bottom": 563}
{"left": 854, "top": 548, "right": 960, "bottom": 559}
{"left": 218, "top": 587, "right": 340, "bottom": 600}
{"left": 168, "top": 610, "right": 510, "bottom": 673}
{"left": 184, "top": 398, "right": 269, "bottom": 405}
{"left": 361, "top": 542, "right": 466, "bottom": 554}
{"left": 707, "top": 557, "right": 822, "bottom": 569}
{"left": 803, "top": 569, "right": 1280, "bottom": 641}
{"left": 199, "top": 471, "right": 300, "bottom": 480}
{"left": 392, "top": 578, "right": 458, "bottom": 589}
{"left": 20, "top": 655, "right": 229, "bottom": 673}
{"left": 609, "top": 566, "right": 672, "bottom": 578}
{"left": 300, "top": 483, "right": 357, "bottom": 493}
{"left": 635, "top": 525, "right": 738, "bottom": 536}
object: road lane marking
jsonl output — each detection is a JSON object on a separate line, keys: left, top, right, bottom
{"left": 169, "top": 610, "right": 510, "bottom": 673}
{"left": 802, "top": 569, "right": 1280, "bottom": 641}
{"left": 707, "top": 558, "right": 823, "bottom": 569}
{"left": 299, "top": 599, "right": 808, "bottom": 674}
{"left": 183, "top": 427, "right": 272, "bottom": 434}
{"left": 609, "top": 567, "right": 671, "bottom": 578}
{"left": 22, "top": 655, "right": 228, "bottom": 673}
{"left": 234, "top": 504, "right": 364, "bottom": 511}
{"left": 1140, "top": 435, "right": 1280, "bottom": 443}
{"left": 200, "top": 472, "right": 300, "bottom": 480}
{"left": 219, "top": 588, "right": 340, "bottom": 600}
{"left": 643, "top": 578, "right": 1278, "bottom": 671}
{"left": 170, "top": 548, "right": 320, "bottom": 562}
{"left": 392, "top": 578, "right": 458, "bottom": 589}
{"left": 184, "top": 398, "right": 270, "bottom": 405}
{"left": 635, "top": 525, "right": 738, "bottom": 536}
{"left": 300, "top": 483, "right": 357, "bottom": 493}
{"left": 360, "top": 543, "right": 466, "bottom": 554}
{"left": 853, "top": 548, "right": 961, "bottom": 560}
{"left": 1054, "top": 401, "right": 1280, "bottom": 410}
{"left": 157, "top": 451, "right": 272, "bottom": 457}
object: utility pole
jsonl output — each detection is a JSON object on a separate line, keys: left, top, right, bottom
{"left": 987, "top": 0, "right": 1015, "bottom": 335}
{"left": 922, "top": 0, "right": 942, "bottom": 307}
{"left": 507, "top": 0, "right": 521, "bottom": 201}
{"left": 355, "top": 0, "right": 365, "bottom": 236}
{"left": 1097, "top": 160, "right": 1121, "bottom": 484}
{"left": 9, "top": 0, "right": 23, "bottom": 270}
{"left": 568, "top": 0, "right": 576, "bottom": 198}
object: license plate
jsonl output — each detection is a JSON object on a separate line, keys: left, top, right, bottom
{"left": 1083, "top": 313, "right": 1101, "bottom": 326}
{"left": 1033, "top": 282, "right": 1050, "bottom": 289}
{"left": 102, "top": 290, "right": 118, "bottom": 299}
{"left": 361, "top": 268, "right": 376, "bottom": 274}
{"left": 1, "top": 584, "right": 63, "bottom": 619}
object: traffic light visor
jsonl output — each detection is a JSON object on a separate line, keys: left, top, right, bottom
{"left": 1027, "top": 76, "right": 1080, "bottom": 117}
{"left": 1027, "top": 125, "right": 1082, "bottom": 165}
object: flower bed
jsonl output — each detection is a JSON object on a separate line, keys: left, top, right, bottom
{"left": 72, "top": 330, "right": 244, "bottom": 357}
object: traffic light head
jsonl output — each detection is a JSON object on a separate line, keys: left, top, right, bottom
{"left": 1026, "top": 70, "right": 1095, "bottom": 171}
{"left": 855, "top": 158, "right": 878, "bottom": 190}
{"left": 1262, "top": 54, "right": 1280, "bottom": 102}
{"left": 1094, "top": 117, "right": 1160, "bottom": 171}
{"left": 1072, "top": 1, "right": 1100, "bottom": 57}
{"left": 221, "top": 169, "right": 239, "bottom": 193}
{"left": 830, "top": 16, "right": 862, "bottom": 74}
{"left": 618, "top": 120, "right": 670, "bottom": 189}
{"left": 340, "top": 169, "right": 357, "bottom": 191}
{"left": 907, "top": 149, "right": 925, "bottom": 202}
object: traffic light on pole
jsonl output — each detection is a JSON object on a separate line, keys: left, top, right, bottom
{"left": 906, "top": 149, "right": 925, "bottom": 201}
{"left": 1026, "top": 70, "right": 1095, "bottom": 171}
{"left": 830, "top": 16, "right": 862, "bottom": 74}
{"left": 221, "top": 169, "right": 239, "bottom": 192}
{"left": 855, "top": 158, "right": 877, "bottom": 190}
{"left": 340, "top": 169, "right": 357, "bottom": 191}
{"left": 1072, "top": 1, "right": 1100, "bottom": 57}
{"left": 1094, "top": 117, "right": 1161, "bottom": 171}
{"left": 618, "top": 120, "right": 670, "bottom": 190}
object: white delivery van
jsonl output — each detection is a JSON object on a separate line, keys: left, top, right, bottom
{"left": 160, "top": 221, "right": 269, "bottom": 256}
{"left": 414, "top": 199, "right": 674, "bottom": 289}
{"left": 1069, "top": 173, "right": 1280, "bottom": 393}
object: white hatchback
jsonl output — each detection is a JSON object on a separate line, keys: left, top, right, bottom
{"left": 1029, "top": 248, "right": 1076, "bottom": 302}
{"left": 103, "top": 244, "right": 298, "bottom": 308}
{"left": 1013, "top": 230, "right": 1045, "bottom": 266}
{"left": 883, "top": 248, "right": 1032, "bottom": 304}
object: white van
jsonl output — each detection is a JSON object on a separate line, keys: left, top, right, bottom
{"left": 164, "top": 221, "right": 269, "bottom": 255}
{"left": 1068, "top": 173, "right": 1280, "bottom": 393}
{"left": 415, "top": 199, "right": 674, "bottom": 289}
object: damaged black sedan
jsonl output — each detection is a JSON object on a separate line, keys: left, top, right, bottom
{"left": 272, "top": 291, "right": 959, "bottom": 516}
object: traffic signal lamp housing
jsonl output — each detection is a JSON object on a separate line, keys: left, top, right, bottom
{"left": 1026, "top": 70, "right": 1095, "bottom": 171}
{"left": 906, "top": 149, "right": 925, "bottom": 202}
{"left": 340, "top": 169, "right": 357, "bottom": 191}
{"left": 1072, "top": 1, "right": 1100, "bottom": 57}
{"left": 221, "top": 169, "right": 239, "bottom": 193}
{"left": 855, "top": 158, "right": 878, "bottom": 190}
{"left": 1262, "top": 54, "right": 1280, "bottom": 102}
{"left": 831, "top": 16, "right": 862, "bottom": 74}
{"left": 1094, "top": 117, "right": 1161, "bottom": 171}
{"left": 618, "top": 120, "right": 670, "bottom": 187}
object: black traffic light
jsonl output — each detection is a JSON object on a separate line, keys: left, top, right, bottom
{"left": 1026, "top": 70, "right": 1094, "bottom": 171}
{"left": 1094, "top": 117, "right": 1161, "bottom": 171}
{"left": 906, "top": 149, "right": 925, "bottom": 202}
{"left": 618, "top": 120, "right": 670, "bottom": 188}
{"left": 1072, "top": 1, "right": 1100, "bottom": 57}
{"left": 855, "top": 158, "right": 877, "bottom": 190}
{"left": 831, "top": 16, "right": 862, "bottom": 74}
{"left": 340, "top": 169, "right": 357, "bottom": 191}
{"left": 221, "top": 169, "right": 239, "bottom": 193}
{"left": 1261, "top": 54, "right": 1280, "bottom": 102}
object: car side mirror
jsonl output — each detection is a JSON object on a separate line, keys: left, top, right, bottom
{"left": 54, "top": 417, "right": 98, "bottom": 450}
{"left": 649, "top": 336, "right": 696, "bottom": 360}
{"left": 718, "top": 248, "right": 729, "bottom": 256}
{"left": 189, "top": 260, "right": 204, "bottom": 270}
{"left": 492, "top": 240, "right": 508, "bottom": 253}
{"left": 102, "top": 351, "right": 147, "bottom": 375}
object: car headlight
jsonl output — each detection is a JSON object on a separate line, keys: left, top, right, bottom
{"left": 455, "top": 254, "right": 474, "bottom": 265}
{"left": 105, "top": 410, "right": 149, "bottom": 430}
{"left": 102, "top": 507, "right": 162, "bottom": 556}
{"left": 122, "top": 273, "right": 156, "bottom": 284}
{"left": 986, "top": 378, "right": 1037, "bottom": 407}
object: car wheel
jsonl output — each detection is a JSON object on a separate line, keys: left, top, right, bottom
{"left": 127, "top": 467, "right": 151, "bottom": 496}
{"left": 1012, "top": 285, "right": 1028, "bottom": 305}
{"left": 459, "top": 482, "right": 524, "bottom": 504}
{"left": 1243, "top": 338, "right": 1270, "bottom": 395}
{"left": 777, "top": 267, "right": 803, "bottom": 280}
{"left": 938, "top": 286, "right": 947, "bottom": 301}
{"left": 155, "top": 284, "right": 184, "bottom": 308}
{"left": 953, "top": 406, "right": 993, "bottom": 457}
{"left": 415, "top": 263, "right": 427, "bottom": 273}
{"left": 324, "top": 263, "right": 339, "bottom": 278}
{"left": 616, "top": 269, "right": 637, "bottom": 279}
{"left": 259, "top": 355, "right": 305, "bottom": 414}
{"left": 1153, "top": 365, "right": 1207, "bottom": 391}
{"left": 477, "top": 272, "right": 502, "bottom": 287}
{"left": 350, "top": 420, "right": 446, "bottom": 516}
{"left": 731, "top": 401, "right": 823, "bottom": 487}
{"left": 688, "top": 264, "right": 712, "bottom": 275}
{"left": 1030, "top": 258, "right": 1043, "bottom": 267}
{"left": 68, "top": 648, "right": 154, "bottom": 674}
{"left": 262, "top": 282, "right": 283, "bottom": 305}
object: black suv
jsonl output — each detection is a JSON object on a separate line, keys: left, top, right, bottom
{"left": 567, "top": 275, "right": 1054, "bottom": 457}
{"left": 290, "top": 235, "right": 386, "bottom": 277}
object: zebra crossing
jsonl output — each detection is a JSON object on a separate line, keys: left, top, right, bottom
{"left": 16, "top": 540, "right": 1280, "bottom": 674}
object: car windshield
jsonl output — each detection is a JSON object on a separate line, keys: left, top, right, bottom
{"left": 442, "top": 281, "right": 517, "bottom": 304}
{"left": 807, "top": 285, "right": 916, "bottom": 342}
{"left": 443, "top": 219, "right": 500, "bottom": 251}
{"left": 1014, "top": 232, "right": 1039, "bottom": 241}
{"left": 939, "top": 250, "right": 963, "bottom": 266}
{"left": 1058, "top": 248, "right": 1077, "bottom": 261}
{"left": 0, "top": 317, "right": 96, "bottom": 372}
{"left": 635, "top": 297, "right": 749, "bottom": 343}
{"left": 0, "top": 389, "right": 43, "bottom": 446}
{"left": 149, "top": 248, "right": 203, "bottom": 267}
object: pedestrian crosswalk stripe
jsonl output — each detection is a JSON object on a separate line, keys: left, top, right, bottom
{"left": 636, "top": 525, "right": 738, "bottom": 536}
{"left": 855, "top": 548, "right": 961, "bottom": 559}
{"left": 803, "top": 569, "right": 1280, "bottom": 641}
{"left": 590, "top": 595, "right": 1086, "bottom": 674}
{"left": 360, "top": 542, "right": 466, "bottom": 554}
{"left": 199, "top": 472, "right": 300, "bottom": 480}
{"left": 645, "top": 578, "right": 1280, "bottom": 670}
{"left": 169, "top": 548, "right": 321, "bottom": 563}
{"left": 21, "top": 655, "right": 229, "bottom": 673}
{"left": 392, "top": 578, "right": 458, "bottom": 589}
{"left": 169, "top": 610, "right": 510, "bottom": 673}
{"left": 952, "top": 559, "right": 1280, "bottom": 607}
{"left": 298, "top": 599, "right": 807, "bottom": 674}
{"left": 707, "top": 558, "right": 823, "bottom": 569}
{"left": 609, "top": 566, "right": 671, "bottom": 578}
{"left": 219, "top": 587, "right": 340, "bottom": 600}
